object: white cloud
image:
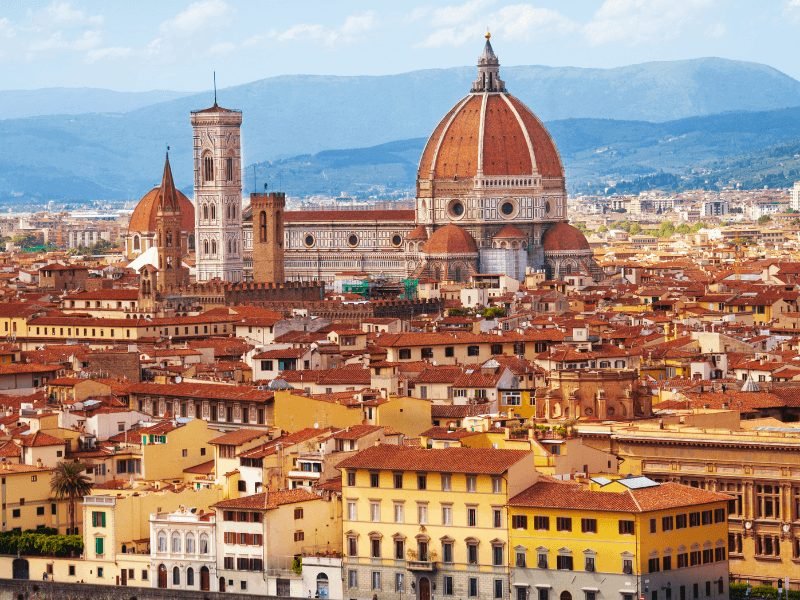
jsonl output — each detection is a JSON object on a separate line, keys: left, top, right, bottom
{"left": 160, "top": 0, "right": 230, "bottom": 35}
{"left": 418, "top": 3, "right": 574, "bottom": 48}
{"left": 275, "top": 11, "right": 377, "bottom": 46}
{"left": 28, "top": 29, "right": 101, "bottom": 54}
{"left": 86, "top": 46, "right": 132, "bottom": 63}
{"left": 429, "top": 0, "right": 496, "bottom": 27}
{"left": 584, "top": 0, "right": 713, "bottom": 46}
{"left": 208, "top": 41, "right": 236, "bottom": 55}
{"left": 38, "top": 1, "right": 104, "bottom": 28}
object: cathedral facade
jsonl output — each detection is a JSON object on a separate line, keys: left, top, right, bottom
{"left": 128, "top": 36, "right": 597, "bottom": 288}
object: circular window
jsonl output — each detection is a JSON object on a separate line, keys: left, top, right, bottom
{"left": 500, "top": 201, "right": 515, "bottom": 216}
{"left": 391, "top": 234, "right": 403, "bottom": 247}
{"left": 448, "top": 200, "right": 465, "bottom": 218}
{"left": 348, "top": 234, "right": 359, "bottom": 247}
{"left": 304, "top": 234, "right": 315, "bottom": 248}
{"left": 544, "top": 200, "right": 552, "bottom": 214}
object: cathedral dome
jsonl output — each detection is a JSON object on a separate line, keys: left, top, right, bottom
{"left": 405, "top": 225, "right": 429, "bottom": 241}
{"left": 423, "top": 224, "right": 478, "bottom": 255}
{"left": 417, "top": 36, "right": 563, "bottom": 183}
{"left": 128, "top": 186, "right": 194, "bottom": 234}
{"left": 493, "top": 224, "right": 526, "bottom": 240}
{"left": 542, "top": 222, "right": 591, "bottom": 252}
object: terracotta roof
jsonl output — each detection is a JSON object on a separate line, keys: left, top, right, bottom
{"left": 493, "top": 224, "right": 526, "bottom": 239}
{"left": 542, "top": 222, "right": 591, "bottom": 252}
{"left": 15, "top": 431, "right": 65, "bottom": 447}
{"left": 209, "top": 429, "right": 270, "bottom": 446}
{"left": 423, "top": 225, "right": 478, "bottom": 255}
{"left": 183, "top": 460, "right": 215, "bottom": 475}
{"left": 332, "top": 424, "right": 383, "bottom": 440}
{"left": 126, "top": 382, "right": 272, "bottom": 403}
{"left": 430, "top": 404, "right": 491, "bottom": 419}
{"left": 509, "top": 480, "right": 730, "bottom": 512}
{"left": 405, "top": 225, "right": 428, "bottom": 241}
{"left": 337, "top": 444, "right": 531, "bottom": 474}
{"left": 418, "top": 91, "right": 563, "bottom": 180}
{"left": 128, "top": 185, "right": 194, "bottom": 234}
{"left": 212, "top": 488, "right": 321, "bottom": 510}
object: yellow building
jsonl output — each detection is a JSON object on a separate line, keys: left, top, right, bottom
{"left": 82, "top": 485, "right": 223, "bottom": 587}
{"left": 508, "top": 476, "right": 730, "bottom": 600}
{"left": 0, "top": 462, "right": 71, "bottom": 533}
{"left": 337, "top": 444, "right": 536, "bottom": 600}
{"left": 577, "top": 418, "right": 800, "bottom": 590}
{"left": 137, "top": 418, "right": 218, "bottom": 481}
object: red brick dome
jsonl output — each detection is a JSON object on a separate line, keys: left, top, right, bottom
{"left": 418, "top": 93, "right": 563, "bottom": 181}
{"left": 493, "top": 224, "right": 526, "bottom": 240}
{"left": 542, "top": 222, "right": 590, "bottom": 252}
{"left": 128, "top": 186, "right": 194, "bottom": 234}
{"left": 405, "top": 225, "right": 429, "bottom": 241}
{"left": 423, "top": 225, "right": 478, "bottom": 255}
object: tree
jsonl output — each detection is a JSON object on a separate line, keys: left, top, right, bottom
{"left": 757, "top": 215, "right": 772, "bottom": 225}
{"left": 50, "top": 461, "right": 92, "bottom": 535}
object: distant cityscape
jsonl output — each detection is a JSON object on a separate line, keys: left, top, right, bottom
{"left": 2, "top": 15, "right": 800, "bottom": 600}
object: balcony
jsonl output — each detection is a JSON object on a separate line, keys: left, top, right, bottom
{"left": 406, "top": 559, "right": 435, "bottom": 572}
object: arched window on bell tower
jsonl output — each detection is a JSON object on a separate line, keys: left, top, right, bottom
{"left": 210, "top": 203, "right": 216, "bottom": 221}
{"left": 203, "top": 240, "right": 209, "bottom": 255}
{"left": 259, "top": 211, "right": 267, "bottom": 243}
{"left": 166, "top": 231, "right": 173, "bottom": 247}
{"left": 202, "top": 204, "right": 209, "bottom": 220}
{"left": 225, "top": 155, "right": 234, "bottom": 181}
{"left": 211, "top": 240, "right": 217, "bottom": 255}
{"left": 202, "top": 152, "right": 214, "bottom": 183}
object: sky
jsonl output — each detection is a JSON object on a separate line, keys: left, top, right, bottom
{"left": 0, "top": 0, "right": 798, "bottom": 91}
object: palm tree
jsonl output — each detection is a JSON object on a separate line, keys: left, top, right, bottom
{"left": 50, "top": 461, "right": 92, "bottom": 535}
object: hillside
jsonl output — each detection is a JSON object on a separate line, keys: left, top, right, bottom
{"left": 249, "top": 106, "right": 800, "bottom": 198}
{"left": 2, "top": 57, "right": 800, "bottom": 202}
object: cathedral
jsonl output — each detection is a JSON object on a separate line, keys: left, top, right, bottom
{"left": 125, "top": 35, "right": 598, "bottom": 290}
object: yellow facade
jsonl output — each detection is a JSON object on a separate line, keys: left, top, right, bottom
{"left": 0, "top": 464, "right": 72, "bottom": 534}
{"left": 140, "top": 418, "right": 217, "bottom": 481}
{"left": 273, "top": 390, "right": 362, "bottom": 432}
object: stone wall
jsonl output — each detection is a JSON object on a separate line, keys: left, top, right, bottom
{"left": 0, "top": 579, "right": 300, "bottom": 600}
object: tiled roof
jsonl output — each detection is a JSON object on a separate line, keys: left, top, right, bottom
{"left": 509, "top": 480, "right": 730, "bottom": 512}
{"left": 212, "top": 488, "right": 321, "bottom": 510}
{"left": 126, "top": 382, "right": 272, "bottom": 403}
{"left": 337, "top": 444, "right": 531, "bottom": 475}
{"left": 16, "top": 431, "right": 64, "bottom": 447}
{"left": 430, "top": 403, "right": 492, "bottom": 419}
{"left": 284, "top": 210, "right": 415, "bottom": 224}
{"left": 183, "top": 460, "right": 215, "bottom": 475}
{"left": 332, "top": 424, "right": 383, "bottom": 440}
{"left": 209, "top": 429, "right": 270, "bottom": 446}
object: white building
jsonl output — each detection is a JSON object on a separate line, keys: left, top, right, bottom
{"left": 792, "top": 181, "right": 800, "bottom": 212}
{"left": 191, "top": 102, "right": 244, "bottom": 282}
{"left": 149, "top": 506, "right": 218, "bottom": 592}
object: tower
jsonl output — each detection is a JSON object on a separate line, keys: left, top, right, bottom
{"left": 155, "top": 152, "right": 190, "bottom": 294}
{"left": 251, "top": 192, "right": 285, "bottom": 284}
{"left": 191, "top": 101, "right": 244, "bottom": 282}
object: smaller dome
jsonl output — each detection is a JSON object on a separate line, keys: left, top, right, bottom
{"left": 493, "top": 224, "right": 526, "bottom": 240}
{"left": 423, "top": 224, "right": 478, "bottom": 255}
{"left": 542, "top": 222, "right": 590, "bottom": 252}
{"left": 406, "top": 225, "right": 429, "bottom": 241}
{"left": 128, "top": 187, "right": 194, "bottom": 234}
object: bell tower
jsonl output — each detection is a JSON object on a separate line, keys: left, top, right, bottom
{"left": 155, "top": 152, "right": 190, "bottom": 294}
{"left": 191, "top": 100, "right": 244, "bottom": 282}
{"left": 251, "top": 191, "right": 285, "bottom": 284}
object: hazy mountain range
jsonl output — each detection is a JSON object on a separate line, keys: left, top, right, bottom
{"left": 2, "top": 57, "right": 800, "bottom": 203}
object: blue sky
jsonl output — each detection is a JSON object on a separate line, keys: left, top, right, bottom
{"left": 1, "top": 0, "right": 798, "bottom": 91}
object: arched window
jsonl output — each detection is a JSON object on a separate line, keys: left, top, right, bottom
{"left": 203, "top": 240, "right": 209, "bottom": 255}
{"left": 186, "top": 567, "right": 194, "bottom": 587}
{"left": 188, "top": 233, "right": 195, "bottom": 251}
{"left": 210, "top": 204, "right": 216, "bottom": 221}
{"left": 133, "top": 235, "right": 140, "bottom": 250}
{"left": 186, "top": 533, "right": 195, "bottom": 554}
{"left": 173, "top": 566, "right": 180, "bottom": 585}
{"left": 199, "top": 534, "right": 209, "bottom": 554}
{"left": 259, "top": 211, "right": 267, "bottom": 243}
{"left": 203, "top": 204, "right": 208, "bottom": 220}
{"left": 157, "top": 531, "right": 167, "bottom": 553}
{"left": 211, "top": 240, "right": 217, "bottom": 255}
{"left": 228, "top": 239, "right": 232, "bottom": 253}
{"left": 165, "top": 231, "right": 172, "bottom": 247}
{"left": 231, "top": 204, "right": 236, "bottom": 219}
{"left": 203, "top": 153, "right": 214, "bottom": 182}
{"left": 171, "top": 532, "right": 181, "bottom": 553}
{"left": 225, "top": 156, "right": 233, "bottom": 181}
{"left": 316, "top": 573, "right": 329, "bottom": 598}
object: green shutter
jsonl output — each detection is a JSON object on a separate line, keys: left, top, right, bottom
{"left": 95, "top": 537, "right": 104, "bottom": 555}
